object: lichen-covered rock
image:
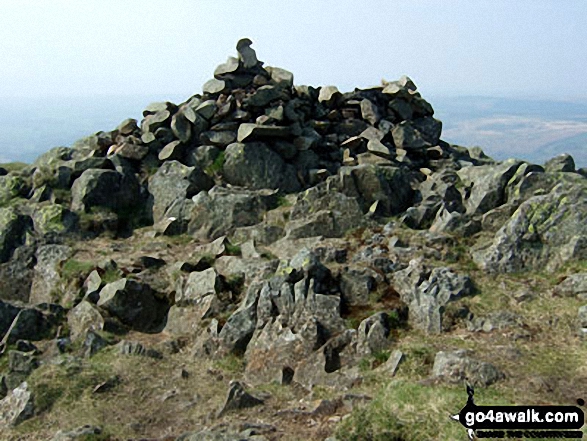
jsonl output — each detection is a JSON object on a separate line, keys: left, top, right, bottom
{"left": 0, "top": 174, "right": 28, "bottom": 205}
{"left": 457, "top": 159, "right": 522, "bottom": 216}
{"left": 0, "top": 208, "right": 30, "bottom": 264}
{"left": 32, "top": 204, "right": 77, "bottom": 236}
{"left": 544, "top": 153, "right": 575, "bottom": 173}
{"left": 473, "top": 182, "right": 587, "bottom": 273}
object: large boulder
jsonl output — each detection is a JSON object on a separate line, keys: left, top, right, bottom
{"left": 148, "top": 160, "right": 213, "bottom": 225}
{"left": 32, "top": 204, "right": 78, "bottom": 236}
{"left": 286, "top": 184, "right": 363, "bottom": 239}
{"left": 71, "top": 169, "right": 141, "bottom": 214}
{"left": 457, "top": 159, "right": 522, "bottom": 216}
{"left": 188, "top": 187, "right": 278, "bottom": 241}
{"left": 335, "top": 165, "right": 414, "bottom": 216}
{"left": 97, "top": 279, "right": 169, "bottom": 333}
{"left": 473, "top": 182, "right": 587, "bottom": 273}
{"left": 223, "top": 142, "right": 301, "bottom": 192}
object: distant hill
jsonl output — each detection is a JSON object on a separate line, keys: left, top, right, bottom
{"left": 432, "top": 96, "right": 587, "bottom": 167}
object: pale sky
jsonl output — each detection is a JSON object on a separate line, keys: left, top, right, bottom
{"left": 1, "top": 0, "right": 586, "bottom": 100}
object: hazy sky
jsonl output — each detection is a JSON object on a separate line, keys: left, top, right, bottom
{"left": 1, "top": 0, "right": 586, "bottom": 100}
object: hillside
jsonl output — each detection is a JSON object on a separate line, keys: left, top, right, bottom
{"left": 0, "top": 40, "right": 586, "bottom": 441}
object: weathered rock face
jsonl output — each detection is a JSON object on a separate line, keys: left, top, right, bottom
{"left": 393, "top": 259, "right": 473, "bottom": 334}
{"left": 223, "top": 142, "right": 301, "bottom": 192}
{"left": 188, "top": 187, "right": 278, "bottom": 240}
{"left": 473, "top": 181, "right": 587, "bottom": 273}
{"left": 148, "top": 160, "right": 213, "bottom": 225}
{"left": 71, "top": 169, "right": 141, "bottom": 214}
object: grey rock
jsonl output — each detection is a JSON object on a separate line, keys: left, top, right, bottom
{"left": 0, "top": 301, "right": 21, "bottom": 340}
{"left": 51, "top": 425, "right": 103, "bottom": 441}
{"left": 71, "top": 169, "right": 140, "bottom": 214}
{"left": 356, "top": 312, "right": 391, "bottom": 356}
{"left": 392, "top": 117, "right": 441, "bottom": 150}
{"left": 117, "top": 340, "right": 162, "bottom": 359}
{"left": 214, "top": 56, "right": 240, "bottom": 77}
{"left": 201, "top": 130, "right": 236, "bottom": 147}
{"left": 188, "top": 186, "right": 277, "bottom": 241}
{"left": 196, "top": 100, "right": 217, "bottom": 120}
{"left": 236, "top": 38, "right": 259, "bottom": 69}
{"left": 286, "top": 185, "right": 363, "bottom": 239}
{"left": 467, "top": 311, "right": 522, "bottom": 333}
{"left": 0, "top": 208, "right": 29, "bottom": 264}
{"left": 223, "top": 142, "right": 300, "bottom": 192}
{"left": 2, "top": 305, "right": 64, "bottom": 344}
{"left": 148, "top": 160, "right": 213, "bottom": 225}
{"left": 266, "top": 66, "right": 294, "bottom": 87}
{"left": 432, "top": 350, "right": 505, "bottom": 387}
{"left": 171, "top": 112, "right": 192, "bottom": 143}
{"left": 217, "top": 381, "right": 263, "bottom": 417}
{"left": 175, "top": 268, "right": 222, "bottom": 314}
{"left": 82, "top": 330, "right": 108, "bottom": 358}
{"left": 97, "top": 278, "right": 169, "bottom": 333}
{"left": 360, "top": 99, "right": 381, "bottom": 125}
{"left": 109, "top": 142, "right": 149, "bottom": 161}
{"left": 246, "top": 85, "right": 286, "bottom": 108}
{"left": 203, "top": 78, "right": 227, "bottom": 95}
{"left": 32, "top": 204, "right": 77, "bottom": 236}
{"left": 375, "top": 349, "right": 404, "bottom": 376}
{"left": 457, "top": 159, "right": 522, "bottom": 215}
{"left": 554, "top": 273, "right": 587, "bottom": 298}
{"left": 158, "top": 140, "right": 185, "bottom": 162}
{"left": 0, "top": 174, "right": 28, "bottom": 205}
{"left": 237, "top": 124, "right": 291, "bottom": 142}
{"left": 29, "top": 245, "right": 72, "bottom": 305}
{"left": 544, "top": 154, "right": 575, "bottom": 173}
{"left": 318, "top": 86, "right": 341, "bottom": 106}
{"left": 339, "top": 266, "right": 378, "bottom": 307}
{"left": 473, "top": 182, "right": 587, "bottom": 273}
{"left": 336, "top": 165, "right": 413, "bottom": 216}
{"left": 67, "top": 301, "right": 104, "bottom": 341}
{"left": 0, "top": 382, "right": 34, "bottom": 427}
{"left": 393, "top": 260, "right": 473, "bottom": 334}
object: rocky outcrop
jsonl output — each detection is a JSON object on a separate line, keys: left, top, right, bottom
{"left": 473, "top": 181, "right": 587, "bottom": 273}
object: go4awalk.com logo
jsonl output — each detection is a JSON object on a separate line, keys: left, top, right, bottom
{"left": 451, "top": 384, "right": 585, "bottom": 439}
